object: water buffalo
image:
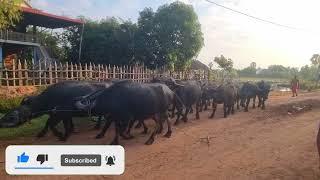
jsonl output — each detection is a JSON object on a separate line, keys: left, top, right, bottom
{"left": 210, "top": 83, "right": 238, "bottom": 118}
{"left": 75, "top": 81, "right": 172, "bottom": 145}
{"left": 256, "top": 81, "right": 271, "bottom": 109}
{"left": 239, "top": 82, "right": 259, "bottom": 112}
{"left": 151, "top": 77, "right": 202, "bottom": 125}
{"left": 240, "top": 81, "right": 271, "bottom": 112}
{"left": 0, "top": 80, "right": 114, "bottom": 141}
{"left": 200, "top": 81, "right": 219, "bottom": 112}
{"left": 126, "top": 82, "right": 177, "bottom": 137}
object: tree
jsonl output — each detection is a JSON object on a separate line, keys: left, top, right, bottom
{"left": 0, "top": 0, "right": 22, "bottom": 29}
{"left": 135, "top": 8, "right": 160, "bottom": 68}
{"left": 63, "top": 17, "right": 137, "bottom": 65}
{"left": 152, "top": 1, "right": 204, "bottom": 70}
{"left": 214, "top": 55, "right": 233, "bottom": 72}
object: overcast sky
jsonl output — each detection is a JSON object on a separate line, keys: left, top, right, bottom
{"left": 30, "top": 0, "right": 320, "bottom": 69}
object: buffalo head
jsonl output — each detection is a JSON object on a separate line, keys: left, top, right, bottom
{"left": 0, "top": 105, "right": 32, "bottom": 128}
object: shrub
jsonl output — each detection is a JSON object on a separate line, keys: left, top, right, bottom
{"left": 0, "top": 96, "right": 24, "bottom": 113}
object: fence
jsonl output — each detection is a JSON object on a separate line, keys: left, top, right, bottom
{"left": 0, "top": 60, "right": 209, "bottom": 86}
{"left": 0, "top": 30, "right": 41, "bottom": 44}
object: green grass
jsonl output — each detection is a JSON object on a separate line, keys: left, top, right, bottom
{"left": 0, "top": 113, "right": 47, "bottom": 140}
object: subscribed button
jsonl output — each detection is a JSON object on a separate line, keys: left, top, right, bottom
{"left": 61, "top": 154, "right": 101, "bottom": 166}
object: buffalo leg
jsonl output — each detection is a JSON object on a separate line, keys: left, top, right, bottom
{"left": 262, "top": 99, "right": 266, "bottom": 110}
{"left": 164, "top": 113, "right": 172, "bottom": 138}
{"left": 141, "top": 121, "right": 148, "bottom": 134}
{"left": 174, "top": 105, "right": 183, "bottom": 125}
{"left": 189, "top": 107, "right": 193, "bottom": 114}
{"left": 209, "top": 103, "right": 217, "bottom": 118}
{"left": 145, "top": 114, "right": 160, "bottom": 145}
{"left": 94, "top": 116, "right": 103, "bottom": 130}
{"left": 110, "top": 121, "right": 120, "bottom": 145}
{"left": 223, "top": 104, "right": 227, "bottom": 118}
{"left": 204, "top": 100, "right": 208, "bottom": 111}
{"left": 199, "top": 100, "right": 203, "bottom": 112}
{"left": 227, "top": 105, "right": 231, "bottom": 116}
{"left": 231, "top": 104, "right": 235, "bottom": 114}
{"left": 61, "top": 118, "right": 72, "bottom": 141}
{"left": 236, "top": 99, "right": 240, "bottom": 110}
{"left": 171, "top": 102, "right": 176, "bottom": 118}
{"left": 245, "top": 98, "right": 250, "bottom": 112}
{"left": 196, "top": 101, "right": 200, "bottom": 119}
{"left": 70, "top": 119, "right": 75, "bottom": 133}
{"left": 125, "top": 119, "right": 136, "bottom": 139}
{"left": 181, "top": 107, "right": 190, "bottom": 122}
{"left": 48, "top": 116, "right": 64, "bottom": 141}
{"left": 252, "top": 96, "right": 256, "bottom": 109}
{"left": 96, "top": 116, "right": 112, "bottom": 139}
{"left": 37, "top": 120, "right": 49, "bottom": 138}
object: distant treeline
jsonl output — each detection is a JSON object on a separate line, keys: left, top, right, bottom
{"left": 238, "top": 64, "right": 318, "bottom": 81}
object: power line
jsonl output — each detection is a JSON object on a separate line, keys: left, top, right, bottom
{"left": 204, "top": 0, "right": 303, "bottom": 30}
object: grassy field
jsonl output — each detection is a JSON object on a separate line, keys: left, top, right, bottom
{"left": 0, "top": 113, "right": 47, "bottom": 140}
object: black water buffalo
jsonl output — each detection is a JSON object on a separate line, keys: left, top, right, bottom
{"left": 199, "top": 81, "right": 219, "bottom": 112}
{"left": 151, "top": 77, "right": 202, "bottom": 125}
{"left": 0, "top": 80, "right": 114, "bottom": 141}
{"left": 126, "top": 82, "right": 177, "bottom": 137}
{"left": 256, "top": 81, "right": 271, "bottom": 109}
{"left": 210, "top": 83, "right": 238, "bottom": 118}
{"left": 239, "top": 81, "right": 271, "bottom": 112}
{"left": 75, "top": 81, "right": 172, "bottom": 145}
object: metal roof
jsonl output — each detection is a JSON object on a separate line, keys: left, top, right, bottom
{"left": 21, "top": 7, "right": 84, "bottom": 29}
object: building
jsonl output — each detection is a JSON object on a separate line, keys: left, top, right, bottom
{"left": 0, "top": 1, "right": 84, "bottom": 69}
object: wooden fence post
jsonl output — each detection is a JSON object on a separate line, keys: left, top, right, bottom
{"left": 54, "top": 62, "right": 58, "bottom": 83}
{"left": 5, "top": 71, "right": 9, "bottom": 86}
{"left": 70, "top": 62, "right": 74, "bottom": 80}
{"left": 18, "top": 60, "right": 23, "bottom": 86}
{"left": 79, "top": 63, "right": 83, "bottom": 80}
{"left": 24, "top": 60, "right": 28, "bottom": 85}
{"left": 48, "top": 62, "right": 53, "bottom": 84}
{"left": 12, "top": 59, "right": 16, "bottom": 86}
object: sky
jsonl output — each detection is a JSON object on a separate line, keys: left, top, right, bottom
{"left": 30, "top": 0, "right": 320, "bottom": 69}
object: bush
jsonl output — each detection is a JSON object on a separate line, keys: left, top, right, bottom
{"left": 299, "top": 81, "right": 317, "bottom": 91}
{"left": 0, "top": 96, "right": 24, "bottom": 113}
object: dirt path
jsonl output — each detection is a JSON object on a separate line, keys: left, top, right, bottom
{"left": 1, "top": 91, "right": 320, "bottom": 180}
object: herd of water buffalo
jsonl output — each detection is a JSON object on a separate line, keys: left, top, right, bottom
{"left": 0, "top": 77, "right": 271, "bottom": 145}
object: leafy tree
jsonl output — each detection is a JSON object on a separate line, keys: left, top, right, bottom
{"left": 61, "top": 1, "right": 204, "bottom": 69}
{"left": 152, "top": 1, "right": 204, "bottom": 70}
{"left": 0, "top": 0, "right": 22, "bottom": 30}
{"left": 214, "top": 55, "right": 233, "bottom": 72}
{"left": 134, "top": 8, "right": 160, "bottom": 68}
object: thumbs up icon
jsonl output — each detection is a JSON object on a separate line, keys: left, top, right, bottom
{"left": 17, "top": 152, "right": 29, "bottom": 163}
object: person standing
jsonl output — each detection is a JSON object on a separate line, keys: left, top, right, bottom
{"left": 291, "top": 75, "right": 299, "bottom": 97}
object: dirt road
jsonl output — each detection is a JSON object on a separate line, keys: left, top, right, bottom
{"left": 1, "top": 91, "right": 320, "bottom": 180}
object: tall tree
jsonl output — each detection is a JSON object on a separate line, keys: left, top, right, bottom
{"left": 214, "top": 55, "right": 233, "bottom": 72}
{"left": 152, "top": 1, "right": 204, "bottom": 70}
{"left": 135, "top": 8, "right": 160, "bottom": 68}
{"left": 0, "top": 0, "right": 22, "bottom": 30}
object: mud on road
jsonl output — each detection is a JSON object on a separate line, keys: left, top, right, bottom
{"left": 1, "top": 91, "right": 320, "bottom": 180}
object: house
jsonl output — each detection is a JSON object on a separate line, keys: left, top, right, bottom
{"left": 0, "top": 1, "right": 84, "bottom": 69}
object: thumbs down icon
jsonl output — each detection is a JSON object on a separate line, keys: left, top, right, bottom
{"left": 36, "top": 154, "right": 48, "bottom": 164}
